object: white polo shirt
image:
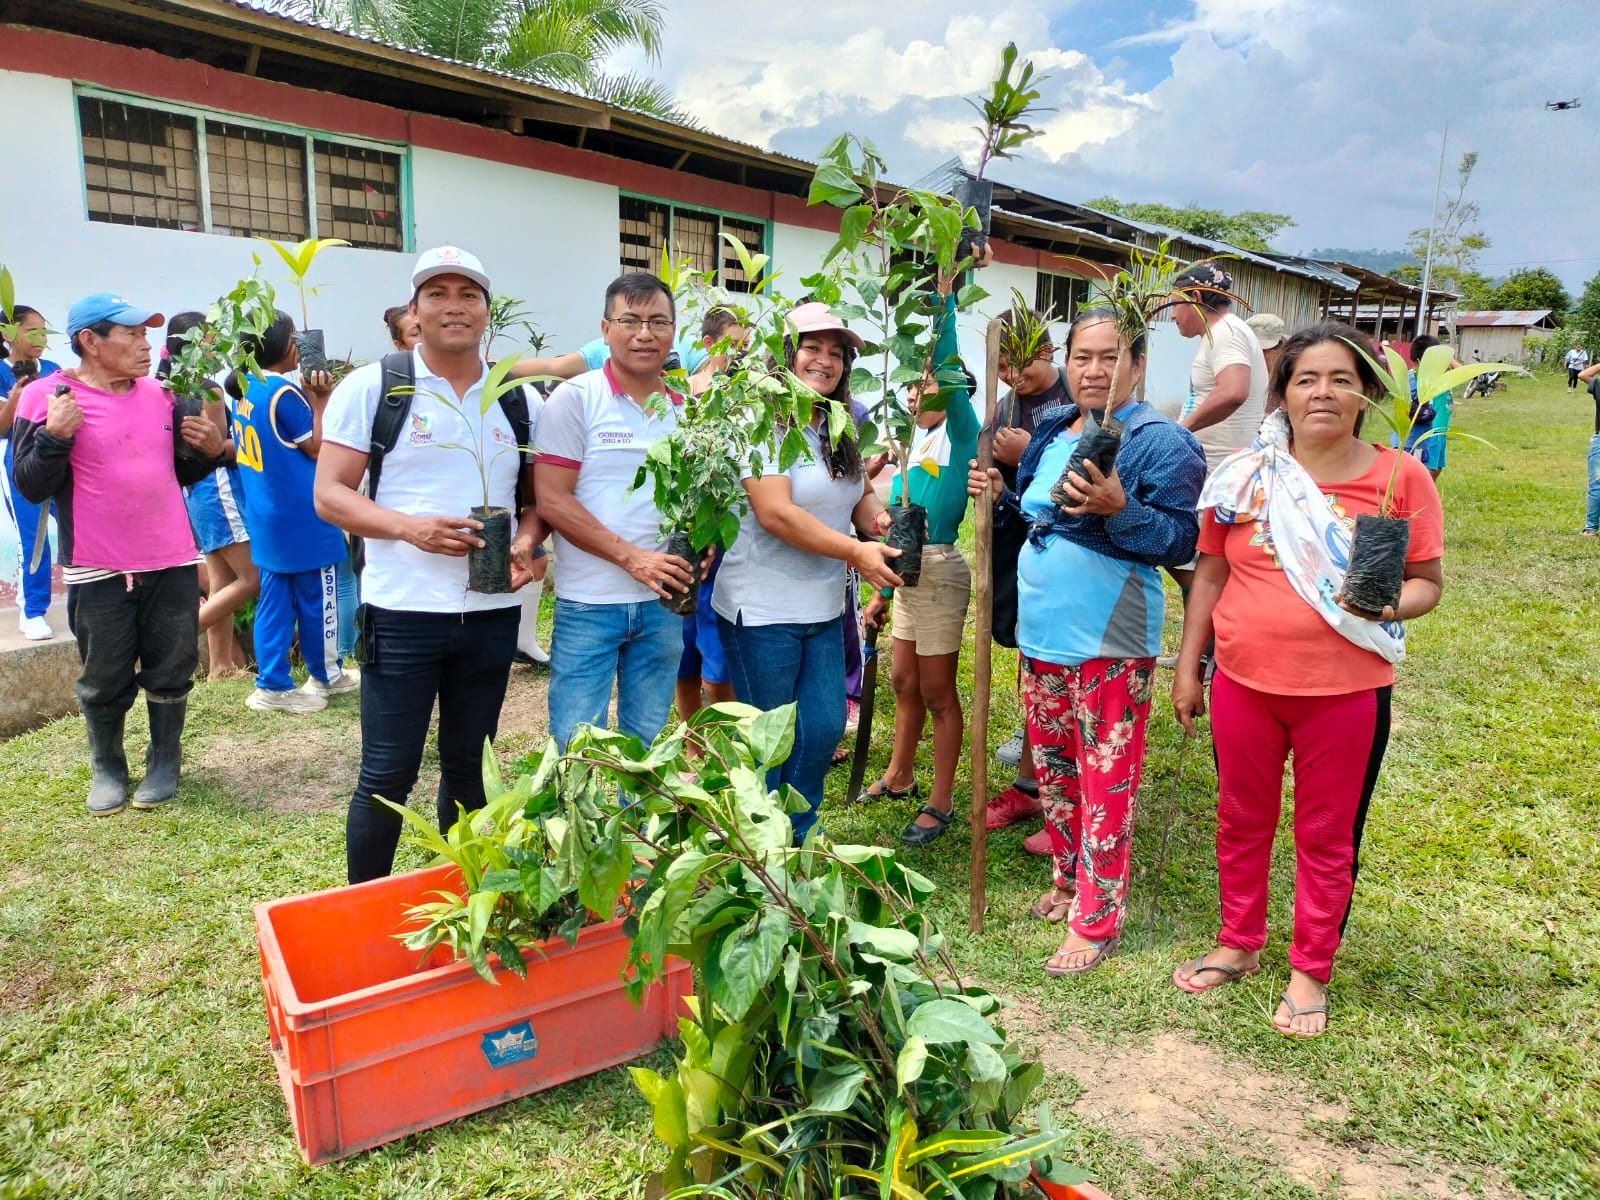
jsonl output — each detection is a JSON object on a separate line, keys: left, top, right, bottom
{"left": 534, "top": 364, "right": 680, "bottom": 605}
{"left": 322, "top": 348, "right": 527, "bottom": 614}
{"left": 712, "top": 426, "right": 861, "bottom": 628}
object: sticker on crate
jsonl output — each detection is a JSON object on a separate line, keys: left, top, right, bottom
{"left": 481, "top": 1021, "right": 540, "bottom": 1068}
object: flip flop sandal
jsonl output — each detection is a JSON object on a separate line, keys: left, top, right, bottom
{"left": 899, "top": 804, "right": 952, "bottom": 847}
{"left": 829, "top": 745, "right": 852, "bottom": 768}
{"left": 1172, "top": 955, "right": 1261, "bottom": 994}
{"left": 1043, "top": 936, "right": 1120, "bottom": 976}
{"left": 1272, "top": 989, "right": 1330, "bottom": 1038}
{"left": 1029, "top": 889, "right": 1075, "bottom": 923}
{"left": 866, "top": 777, "right": 920, "bottom": 801}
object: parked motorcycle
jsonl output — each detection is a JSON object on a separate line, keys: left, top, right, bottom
{"left": 1463, "top": 370, "right": 1503, "bottom": 399}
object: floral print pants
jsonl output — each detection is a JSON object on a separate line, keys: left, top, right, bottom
{"left": 1023, "top": 655, "right": 1154, "bottom": 942}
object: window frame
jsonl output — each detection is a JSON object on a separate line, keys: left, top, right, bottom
{"left": 618, "top": 190, "right": 772, "bottom": 292}
{"left": 1035, "top": 270, "right": 1091, "bottom": 325}
{"left": 73, "top": 85, "right": 413, "bottom": 251}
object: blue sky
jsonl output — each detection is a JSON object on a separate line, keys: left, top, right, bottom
{"left": 630, "top": 0, "right": 1597, "bottom": 294}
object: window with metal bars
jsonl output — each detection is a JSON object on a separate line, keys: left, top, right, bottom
{"left": 314, "top": 140, "right": 403, "bottom": 250}
{"left": 617, "top": 196, "right": 768, "bottom": 292}
{"left": 79, "top": 96, "right": 202, "bottom": 230}
{"left": 205, "top": 120, "right": 308, "bottom": 240}
{"left": 76, "top": 93, "right": 407, "bottom": 250}
{"left": 1035, "top": 272, "right": 1090, "bottom": 323}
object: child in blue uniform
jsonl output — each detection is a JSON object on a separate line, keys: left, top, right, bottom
{"left": 230, "top": 312, "right": 356, "bottom": 713}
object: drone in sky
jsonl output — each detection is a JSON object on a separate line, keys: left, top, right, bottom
{"left": 1545, "top": 98, "right": 1581, "bottom": 111}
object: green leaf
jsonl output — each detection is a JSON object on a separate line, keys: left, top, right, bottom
{"left": 746, "top": 704, "right": 797, "bottom": 767}
{"left": 896, "top": 1036, "right": 928, "bottom": 1092}
{"left": 807, "top": 1063, "right": 869, "bottom": 1113}
{"left": 578, "top": 829, "right": 632, "bottom": 918}
{"left": 481, "top": 738, "right": 505, "bottom": 802}
{"left": 964, "top": 1041, "right": 1007, "bottom": 1085}
{"left": 708, "top": 905, "right": 790, "bottom": 1020}
{"left": 809, "top": 165, "right": 863, "bottom": 209}
{"left": 466, "top": 888, "right": 497, "bottom": 948}
{"left": 905, "top": 998, "right": 1004, "bottom": 1046}
{"left": 908, "top": 1130, "right": 1006, "bottom": 1166}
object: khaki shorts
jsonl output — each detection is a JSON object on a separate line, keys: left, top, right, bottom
{"left": 892, "top": 544, "right": 971, "bottom": 656}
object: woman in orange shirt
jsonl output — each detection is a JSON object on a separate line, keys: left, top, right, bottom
{"left": 1170, "top": 323, "right": 1444, "bottom": 1037}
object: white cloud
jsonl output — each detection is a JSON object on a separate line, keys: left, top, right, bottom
{"left": 649, "top": 1, "right": 1599, "bottom": 292}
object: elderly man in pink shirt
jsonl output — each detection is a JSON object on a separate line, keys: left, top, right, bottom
{"left": 12, "top": 292, "right": 225, "bottom": 816}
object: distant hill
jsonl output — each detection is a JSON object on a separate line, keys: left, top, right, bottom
{"left": 1309, "top": 247, "right": 1417, "bottom": 274}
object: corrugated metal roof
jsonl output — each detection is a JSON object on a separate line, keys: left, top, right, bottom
{"left": 1454, "top": 310, "right": 1554, "bottom": 327}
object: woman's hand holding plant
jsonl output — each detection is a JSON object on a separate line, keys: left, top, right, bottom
{"left": 1058, "top": 460, "right": 1126, "bottom": 516}
{"left": 851, "top": 540, "right": 904, "bottom": 590}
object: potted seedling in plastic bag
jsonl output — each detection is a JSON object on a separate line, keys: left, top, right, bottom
{"left": 807, "top": 135, "right": 987, "bottom": 586}
{"left": 1049, "top": 240, "right": 1237, "bottom": 503}
{"left": 1339, "top": 339, "right": 1515, "bottom": 614}
{"left": 161, "top": 273, "right": 277, "bottom": 459}
{"left": 258, "top": 236, "right": 350, "bottom": 373}
{"left": 410, "top": 354, "right": 535, "bottom": 594}
{"left": 953, "top": 41, "right": 1051, "bottom": 264}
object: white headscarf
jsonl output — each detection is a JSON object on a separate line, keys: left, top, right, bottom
{"left": 1199, "top": 410, "right": 1406, "bottom": 664}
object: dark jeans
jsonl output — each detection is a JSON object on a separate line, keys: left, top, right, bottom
{"left": 66, "top": 567, "right": 199, "bottom": 719}
{"left": 345, "top": 604, "right": 519, "bottom": 884}
{"left": 717, "top": 612, "right": 845, "bottom": 843}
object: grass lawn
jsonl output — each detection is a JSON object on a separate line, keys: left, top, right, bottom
{"left": 2, "top": 372, "right": 1596, "bottom": 1199}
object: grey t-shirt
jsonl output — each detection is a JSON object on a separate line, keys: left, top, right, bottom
{"left": 712, "top": 425, "right": 862, "bottom": 628}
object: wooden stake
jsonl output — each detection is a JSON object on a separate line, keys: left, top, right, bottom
{"left": 969, "top": 318, "right": 1002, "bottom": 933}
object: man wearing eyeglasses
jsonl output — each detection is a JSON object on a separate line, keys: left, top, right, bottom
{"left": 534, "top": 272, "right": 694, "bottom": 748}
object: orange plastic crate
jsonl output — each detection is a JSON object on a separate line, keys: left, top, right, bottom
{"left": 255, "top": 863, "right": 690, "bottom": 1165}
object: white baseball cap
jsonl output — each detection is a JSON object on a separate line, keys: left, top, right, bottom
{"left": 411, "top": 246, "right": 491, "bottom": 293}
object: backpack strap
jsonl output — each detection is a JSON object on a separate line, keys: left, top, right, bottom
{"left": 367, "top": 350, "right": 417, "bottom": 506}
{"left": 494, "top": 382, "right": 533, "bottom": 516}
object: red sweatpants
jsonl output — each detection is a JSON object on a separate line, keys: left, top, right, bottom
{"left": 1023, "top": 655, "right": 1154, "bottom": 942}
{"left": 1210, "top": 670, "right": 1391, "bottom": 983}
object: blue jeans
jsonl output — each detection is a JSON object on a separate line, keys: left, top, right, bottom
{"left": 548, "top": 598, "right": 681, "bottom": 749}
{"left": 718, "top": 613, "right": 845, "bottom": 843}
{"left": 335, "top": 556, "right": 358, "bottom": 660}
{"left": 1587, "top": 434, "right": 1600, "bottom": 533}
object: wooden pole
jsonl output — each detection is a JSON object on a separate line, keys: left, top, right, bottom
{"left": 968, "top": 318, "right": 1002, "bottom": 934}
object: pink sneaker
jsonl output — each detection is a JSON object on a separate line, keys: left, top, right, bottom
{"left": 1023, "top": 827, "right": 1054, "bottom": 856}
{"left": 984, "top": 785, "right": 1043, "bottom": 830}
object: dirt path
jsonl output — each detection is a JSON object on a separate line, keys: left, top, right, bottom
{"left": 190, "top": 664, "right": 551, "bottom": 813}
{"left": 1003, "top": 996, "right": 1513, "bottom": 1200}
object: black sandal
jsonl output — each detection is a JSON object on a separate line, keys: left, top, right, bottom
{"left": 865, "top": 776, "right": 920, "bottom": 801}
{"left": 900, "top": 804, "right": 953, "bottom": 847}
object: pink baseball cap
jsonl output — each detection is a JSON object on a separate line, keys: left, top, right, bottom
{"left": 787, "top": 302, "right": 863, "bottom": 351}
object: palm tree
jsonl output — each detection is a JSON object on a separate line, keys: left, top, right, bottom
{"left": 304, "top": 0, "right": 692, "bottom": 122}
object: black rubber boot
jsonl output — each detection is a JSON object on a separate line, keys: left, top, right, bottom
{"left": 84, "top": 711, "right": 129, "bottom": 817}
{"left": 131, "top": 698, "right": 186, "bottom": 810}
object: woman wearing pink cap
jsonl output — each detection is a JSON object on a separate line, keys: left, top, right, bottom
{"left": 711, "top": 303, "right": 903, "bottom": 843}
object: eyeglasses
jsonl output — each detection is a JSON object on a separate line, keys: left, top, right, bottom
{"left": 606, "top": 316, "right": 676, "bottom": 335}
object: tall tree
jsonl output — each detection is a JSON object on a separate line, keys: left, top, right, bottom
{"left": 1086, "top": 197, "right": 1295, "bottom": 253}
{"left": 1571, "top": 268, "right": 1600, "bottom": 337}
{"left": 1399, "top": 151, "right": 1490, "bottom": 301}
{"left": 1486, "top": 268, "right": 1572, "bottom": 316}
{"left": 306, "top": 0, "right": 690, "bottom": 122}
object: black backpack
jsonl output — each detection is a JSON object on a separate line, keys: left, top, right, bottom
{"left": 349, "top": 351, "right": 533, "bottom": 574}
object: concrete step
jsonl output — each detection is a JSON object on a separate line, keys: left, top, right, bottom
{"left": 0, "top": 599, "right": 79, "bottom": 737}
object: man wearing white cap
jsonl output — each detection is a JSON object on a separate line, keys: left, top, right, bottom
{"left": 316, "top": 246, "right": 546, "bottom": 883}
{"left": 12, "top": 292, "right": 227, "bottom": 816}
